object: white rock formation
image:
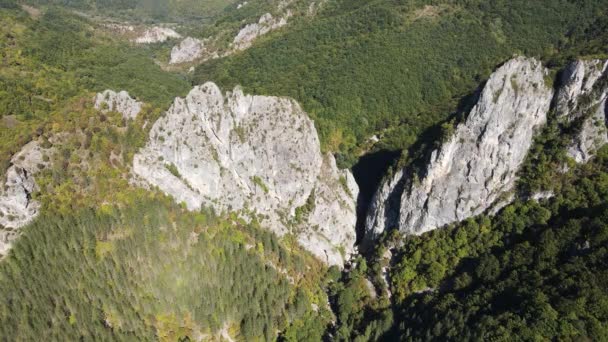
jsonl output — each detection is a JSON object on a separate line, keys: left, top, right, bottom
{"left": 133, "top": 82, "right": 358, "bottom": 265}
{"left": 531, "top": 191, "right": 555, "bottom": 201}
{"left": 169, "top": 37, "right": 207, "bottom": 64}
{"left": 556, "top": 60, "right": 607, "bottom": 119}
{"left": 167, "top": 1, "right": 303, "bottom": 65}
{"left": 568, "top": 104, "right": 608, "bottom": 163}
{"left": 365, "top": 57, "right": 553, "bottom": 242}
{"left": 94, "top": 90, "right": 142, "bottom": 120}
{"left": 134, "top": 27, "right": 181, "bottom": 44}
{"left": 232, "top": 11, "right": 292, "bottom": 51}
{"left": 298, "top": 153, "right": 359, "bottom": 265}
{"left": 0, "top": 141, "right": 54, "bottom": 258}
{"left": 556, "top": 59, "right": 608, "bottom": 163}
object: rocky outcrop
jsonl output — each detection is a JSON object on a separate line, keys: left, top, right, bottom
{"left": 133, "top": 82, "right": 358, "bottom": 265}
{"left": 169, "top": 37, "right": 209, "bottom": 64}
{"left": 94, "top": 90, "right": 142, "bottom": 120}
{"left": 134, "top": 27, "right": 181, "bottom": 44}
{"left": 298, "top": 154, "right": 358, "bottom": 265}
{"left": 0, "top": 141, "right": 54, "bottom": 258}
{"left": 556, "top": 60, "right": 608, "bottom": 163}
{"left": 232, "top": 11, "right": 292, "bottom": 51}
{"left": 168, "top": 0, "right": 304, "bottom": 65}
{"left": 365, "top": 57, "right": 553, "bottom": 243}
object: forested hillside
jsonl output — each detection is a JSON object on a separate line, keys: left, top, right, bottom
{"left": 196, "top": 0, "right": 608, "bottom": 165}
{"left": 0, "top": 3, "right": 331, "bottom": 340}
{"left": 0, "top": 3, "right": 190, "bottom": 171}
{"left": 0, "top": 195, "right": 334, "bottom": 340}
{"left": 327, "top": 99, "right": 608, "bottom": 340}
{"left": 1, "top": 0, "right": 608, "bottom": 340}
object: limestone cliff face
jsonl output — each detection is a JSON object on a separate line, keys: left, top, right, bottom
{"left": 299, "top": 153, "right": 358, "bottom": 265}
{"left": 232, "top": 11, "right": 292, "bottom": 51}
{"left": 0, "top": 141, "right": 54, "bottom": 258}
{"left": 365, "top": 57, "right": 553, "bottom": 242}
{"left": 133, "top": 82, "right": 358, "bottom": 265}
{"left": 169, "top": 37, "right": 212, "bottom": 64}
{"left": 556, "top": 59, "right": 608, "bottom": 163}
{"left": 94, "top": 90, "right": 142, "bottom": 120}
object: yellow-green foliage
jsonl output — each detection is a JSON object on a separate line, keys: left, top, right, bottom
{"left": 251, "top": 175, "right": 269, "bottom": 194}
{"left": 0, "top": 5, "right": 189, "bottom": 174}
{"left": 94, "top": 240, "right": 114, "bottom": 260}
{"left": 0, "top": 196, "right": 332, "bottom": 340}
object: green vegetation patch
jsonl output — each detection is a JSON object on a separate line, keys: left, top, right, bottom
{"left": 0, "top": 198, "right": 331, "bottom": 340}
{"left": 196, "top": 0, "right": 608, "bottom": 166}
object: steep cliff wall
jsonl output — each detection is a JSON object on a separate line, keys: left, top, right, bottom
{"left": 133, "top": 82, "right": 358, "bottom": 265}
{"left": 556, "top": 59, "right": 608, "bottom": 163}
{"left": 365, "top": 57, "right": 553, "bottom": 242}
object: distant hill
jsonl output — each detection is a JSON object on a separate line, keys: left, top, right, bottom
{"left": 22, "top": 0, "right": 237, "bottom": 22}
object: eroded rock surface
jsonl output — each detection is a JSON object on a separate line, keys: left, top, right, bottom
{"left": 556, "top": 59, "right": 608, "bottom": 163}
{"left": 133, "top": 82, "right": 357, "bottom": 265}
{"left": 169, "top": 37, "right": 209, "bottom": 64}
{"left": 134, "top": 27, "right": 181, "bottom": 44}
{"left": 232, "top": 11, "right": 292, "bottom": 51}
{"left": 94, "top": 90, "right": 142, "bottom": 120}
{"left": 0, "top": 141, "right": 54, "bottom": 258}
{"left": 298, "top": 153, "right": 358, "bottom": 266}
{"left": 365, "top": 57, "right": 553, "bottom": 243}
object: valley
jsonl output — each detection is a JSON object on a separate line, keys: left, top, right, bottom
{"left": 0, "top": 0, "right": 607, "bottom": 340}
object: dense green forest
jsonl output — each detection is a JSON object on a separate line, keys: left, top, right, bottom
{"left": 196, "top": 0, "right": 608, "bottom": 166}
{"left": 0, "top": 196, "right": 332, "bottom": 340}
{"left": 1, "top": 0, "right": 608, "bottom": 340}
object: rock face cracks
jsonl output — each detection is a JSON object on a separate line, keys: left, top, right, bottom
{"left": 365, "top": 57, "right": 553, "bottom": 243}
{"left": 133, "top": 82, "right": 358, "bottom": 265}
{"left": 364, "top": 57, "right": 608, "bottom": 245}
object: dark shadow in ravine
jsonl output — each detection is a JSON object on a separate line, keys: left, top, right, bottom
{"left": 352, "top": 149, "right": 401, "bottom": 245}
